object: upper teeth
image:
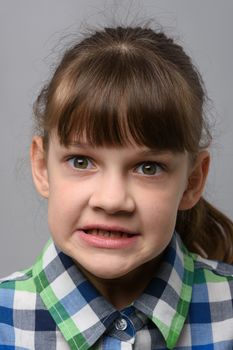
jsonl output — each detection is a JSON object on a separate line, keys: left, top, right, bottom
{"left": 85, "top": 229, "right": 131, "bottom": 238}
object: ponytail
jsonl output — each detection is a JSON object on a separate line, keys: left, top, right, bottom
{"left": 176, "top": 198, "right": 233, "bottom": 263}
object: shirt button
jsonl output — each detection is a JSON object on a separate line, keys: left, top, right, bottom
{"left": 115, "top": 318, "right": 128, "bottom": 331}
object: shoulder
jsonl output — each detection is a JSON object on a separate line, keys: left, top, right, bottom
{"left": 0, "top": 267, "right": 37, "bottom": 311}
{"left": 194, "top": 254, "right": 233, "bottom": 279}
{"left": 0, "top": 268, "right": 32, "bottom": 283}
{"left": 0, "top": 268, "right": 40, "bottom": 346}
{"left": 184, "top": 255, "right": 233, "bottom": 345}
{"left": 192, "top": 254, "right": 233, "bottom": 303}
{"left": 0, "top": 267, "right": 34, "bottom": 286}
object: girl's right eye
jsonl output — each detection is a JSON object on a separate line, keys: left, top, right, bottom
{"left": 67, "top": 156, "right": 94, "bottom": 170}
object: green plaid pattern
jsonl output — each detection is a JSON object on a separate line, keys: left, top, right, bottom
{"left": 0, "top": 232, "right": 233, "bottom": 349}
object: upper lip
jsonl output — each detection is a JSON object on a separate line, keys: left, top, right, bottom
{"left": 78, "top": 224, "right": 140, "bottom": 235}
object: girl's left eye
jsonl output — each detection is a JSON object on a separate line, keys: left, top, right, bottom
{"left": 67, "top": 156, "right": 94, "bottom": 170}
{"left": 135, "top": 162, "right": 164, "bottom": 176}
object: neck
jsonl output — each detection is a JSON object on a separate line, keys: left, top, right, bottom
{"left": 76, "top": 257, "right": 161, "bottom": 310}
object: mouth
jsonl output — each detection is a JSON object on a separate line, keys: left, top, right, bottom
{"left": 76, "top": 225, "right": 139, "bottom": 249}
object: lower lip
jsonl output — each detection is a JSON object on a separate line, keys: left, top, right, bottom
{"left": 75, "top": 230, "right": 139, "bottom": 249}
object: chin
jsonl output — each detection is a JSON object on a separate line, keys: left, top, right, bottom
{"left": 79, "top": 259, "right": 138, "bottom": 280}
{"left": 87, "top": 265, "right": 132, "bottom": 280}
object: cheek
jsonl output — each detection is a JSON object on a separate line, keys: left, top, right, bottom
{"left": 142, "top": 185, "right": 183, "bottom": 210}
{"left": 48, "top": 176, "right": 88, "bottom": 207}
{"left": 47, "top": 179, "right": 87, "bottom": 236}
{"left": 139, "top": 187, "right": 183, "bottom": 229}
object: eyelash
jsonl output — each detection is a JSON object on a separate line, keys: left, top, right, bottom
{"left": 66, "top": 155, "right": 166, "bottom": 176}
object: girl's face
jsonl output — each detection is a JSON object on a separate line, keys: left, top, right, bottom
{"left": 31, "top": 133, "right": 209, "bottom": 280}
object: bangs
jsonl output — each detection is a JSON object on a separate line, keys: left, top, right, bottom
{"left": 44, "top": 47, "right": 203, "bottom": 152}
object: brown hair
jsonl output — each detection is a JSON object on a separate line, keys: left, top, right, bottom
{"left": 34, "top": 25, "right": 233, "bottom": 263}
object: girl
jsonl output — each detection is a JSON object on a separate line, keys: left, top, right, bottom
{"left": 0, "top": 25, "right": 232, "bottom": 350}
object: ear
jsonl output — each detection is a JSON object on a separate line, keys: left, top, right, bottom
{"left": 30, "top": 136, "right": 49, "bottom": 198}
{"left": 179, "top": 151, "right": 210, "bottom": 210}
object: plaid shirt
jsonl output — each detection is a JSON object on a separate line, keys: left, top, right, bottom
{"left": 0, "top": 232, "right": 232, "bottom": 350}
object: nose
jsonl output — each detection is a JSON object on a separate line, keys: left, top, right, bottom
{"left": 88, "top": 173, "right": 136, "bottom": 215}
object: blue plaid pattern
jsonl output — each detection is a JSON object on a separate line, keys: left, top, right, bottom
{"left": 0, "top": 232, "right": 233, "bottom": 349}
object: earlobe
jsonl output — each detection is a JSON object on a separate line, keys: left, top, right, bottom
{"left": 30, "top": 136, "right": 49, "bottom": 198}
{"left": 179, "top": 151, "right": 210, "bottom": 210}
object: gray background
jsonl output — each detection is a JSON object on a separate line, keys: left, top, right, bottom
{"left": 0, "top": 0, "right": 232, "bottom": 276}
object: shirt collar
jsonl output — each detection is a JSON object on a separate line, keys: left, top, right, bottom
{"left": 134, "top": 232, "right": 194, "bottom": 348}
{"left": 32, "top": 240, "right": 120, "bottom": 350}
{"left": 32, "top": 232, "right": 194, "bottom": 350}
